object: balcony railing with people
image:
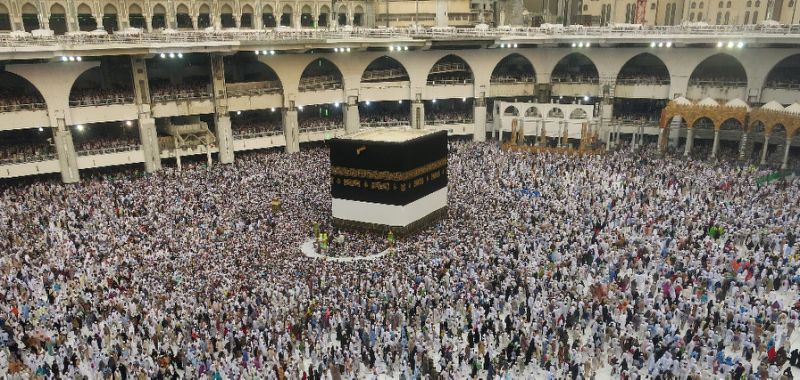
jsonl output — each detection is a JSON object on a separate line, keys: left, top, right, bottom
{"left": 688, "top": 78, "right": 747, "bottom": 87}
{"left": 150, "top": 82, "right": 213, "bottom": 102}
{"left": 226, "top": 81, "right": 283, "bottom": 97}
{"left": 298, "top": 122, "right": 344, "bottom": 132}
{"left": 764, "top": 80, "right": 800, "bottom": 90}
{"left": 298, "top": 76, "right": 343, "bottom": 92}
{"left": 74, "top": 137, "right": 141, "bottom": 155}
{"left": 616, "top": 77, "right": 671, "bottom": 86}
{"left": 1, "top": 24, "right": 800, "bottom": 49}
{"left": 0, "top": 92, "right": 47, "bottom": 113}
{"left": 490, "top": 75, "right": 536, "bottom": 84}
{"left": 551, "top": 76, "right": 600, "bottom": 85}
{"left": 426, "top": 77, "right": 473, "bottom": 86}
{"left": 0, "top": 143, "right": 55, "bottom": 165}
{"left": 0, "top": 102, "right": 47, "bottom": 113}
{"left": 69, "top": 89, "right": 135, "bottom": 107}
{"left": 76, "top": 145, "right": 142, "bottom": 156}
{"left": 361, "top": 68, "right": 410, "bottom": 83}
{"left": 232, "top": 120, "right": 283, "bottom": 139}
{"left": 360, "top": 120, "right": 411, "bottom": 128}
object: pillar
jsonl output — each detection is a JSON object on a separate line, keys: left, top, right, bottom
{"left": 473, "top": 96, "right": 486, "bottom": 142}
{"left": 781, "top": 136, "right": 792, "bottom": 169}
{"left": 710, "top": 129, "right": 720, "bottom": 159}
{"left": 683, "top": 128, "right": 694, "bottom": 156}
{"left": 411, "top": 98, "right": 425, "bottom": 129}
{"left": 344, "top": 96, "right": 360, "bottom": 134}
{"left": 668, "top": 116, "right": 682, "bottom": 148}
{"left": 738, "top": 132, "right": 749, "bottom": 160}
{"left": 760, "top": 134, "right": 770, "bottom": 165}
{"left": 210, "top": 54, "right": 234, "bottom": 164}
{"left": 131, "top": 56, "right": 161, "bottom": 172}
{"left": 138, "top": 117, "right": 162, "bottom": 172}
{"left": 53, "top": 119, "right": 80, "bottom": 184}
{"left": 283, "top": 108, "right": 300, "bottom": 153}
{"left": 215, "top": 115, "right": 234, "bottom": 164}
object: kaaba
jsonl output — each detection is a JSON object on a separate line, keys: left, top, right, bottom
{"left": 330, "top": 128, "right": 448, "bottom": 234}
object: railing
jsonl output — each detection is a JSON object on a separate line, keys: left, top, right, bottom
{"left": 688, "top": 79, "right": 747, "bottom": 87}
{"left": 1, "top": 24, "right": 800, "bottom": 49}
{"left": 429, "top": 62, "right": 469, "bottom": 74}
{"left": 490, "top": 76, "right": 536, "bottom": 84}
{"left": 616, "top": 78, "right": 671, "bottom": 86}
{"left": 233, "top": 130, "right": 283, "bottom": 139}
{"left": 361, "top": 68, "right": 409, "bottom": 82}
{"left": 69, "top": 96, "right": 135, "bottom": 107}
{"left": 151, "top": 91, "right": 213, "bottom": 102}
{"left": 552, "top": 77, "right": 600, "bottom": 84}
{"left": 0, "top": 103, "right": 47, "bottom": 112}
{"left": 76, "top": 145, "right": 141, "bottom": 156}
{"left": 298, "top": 76, "right": 343, "bottom": 92}
{"left": 226, "top": 81, "right": 282, "bottom": 97}
{"left": 299, "top": 123, "right": 344, "bottom": 132}
{"left": 764, "top": 82, "right": 800, "bottom": 90}
{"left": 428, "top": 119, "right": 473, "bottom": 125}
{"left": 0, "top": 153, "right": 57, "bottom": 165}
{"left": 361, "top": 120, "right": 411, "bottom": 128}
{"left": 426, "top": 78, "right": 473, "bottom": 86}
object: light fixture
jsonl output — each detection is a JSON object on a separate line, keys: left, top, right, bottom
{"left": 572, "top": 43, "right": 577, "bottom": 47}
{"left": 346, "top": 48, "right": 351, "bottom": 52}
{"left": 169, "top": 53, "right": 175, "bottom": 58}
{"left": 462, "top": 97, "right": 467, "bottom": 102}
{"left": 500, "top": 43, "right": 505, "bottom": 48}
{"left": 160, "top": 53, "right": 166, "bottom": 58}
{"left": 270, "top": 50, "right": 275, "bottom": 55}
{"left": 666, "top": 41, "right": 673, "bottom": 48}
{"left": 76, "top": 124, "right": 84, "bottom": 131}
{"left": 737, "top": 41, "right": 744, "bottom": 48}
{"left": 255, "top": 50, "right": 260, "bottom": 55}
{"left": 177, "top": 53, "right": 183, "bottom": 58}
{"left": 657, "top": 42, "right": 664, "bottom": 48}
{"left": 389, "top": 46, "right": 395, "bottom": 51}
{"left": 76, "top": 57, "right": 81, "bottom": 61}
{"left": 717, "top": 41, "right": 724, "bottom": 48}
{"left": 38, "top": 127, "right": 44, "bottom": 132}
{"left": 403, "top": 46, "right": 408, "bottom": 51}
{"left": 398, "top": 100, "right": 402, "bottom": 104}
{"left": 61, "top": 56, "right": 68, "bottom": 62}
{"left": 68, "top": 56, "right": 75, "bottom": 61}
{"left": 578, "top": 42, "right": 584, "bottom": 48}
{"left": 365, "top": 101, "right": 370, "bottom": 105}
{"left": 298, "top": 105, "right": 304, "bottom": 111}
{"left": 583, "top": 95, "right": 590, "bottom": 101}
{"left": 513, "top": 43, "right": 518, "bottom": 48}
{"left": 236, "top": 111, "right": 242, "bottom": 115}
{"left": 651, "top": 42, "right": 657, "bottom": 48}
{"left": 585, "top": 43, "right": 590, "bottom": 48}
{"left": 125, "top": 120, "right": 132, "bottom": 126}
{"left": 727, "top": 41, "right": 734, "bottom": 48}
{"left": 334, "top": 47, "right": 339, "bottom": 52}
{"left": 271, "top": 107, "right": 276, "bottom": 112}
{"left": 432, "top": 99, "right": 437, "bottom": 103}
{"left": 334, "top": 102, "right": 340, "bottom": 107}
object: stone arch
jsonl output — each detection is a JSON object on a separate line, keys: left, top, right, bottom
{"left": 199, "top": 3, "right": 211, "bottom": 13}
{"left": 548, "top": 108, "right": 564, "bottom": 118}
{"left": 490, "top": 53, "right": 536, "bottom": 83}
{"left": 50, "top": 3, "right": 66, "bottom": 14}
{"left": 688, "top": 53, "right": 747, "bottom": 86}
{"left": 220, "top": 4, "right": 233, "bottom": 14}
{"left": 77, "top": 3, "right": 93, "bottom": 14}
{"left": 719, "top": 117, "right": 744, "bottom": 130}
{"left": 101, "top": 3, "right": 119, "bottom": 32}
{"left": 242, "top": 4, "right": 254, "bottom": 14}
{"left": 176, "top": 3, "right": 190, "bottom": 14}
{"left": 426, "top": 54, "right": 474, "bottom": 84}
{"left": 692, "top": 116, "right": 716, "bottom": 129}
{"left": 0, "top": 70, "right": 45, "bottom": 106}
{"left": 299, "top": 58, "right": 344, "bottom": 92}
{"left": 503, "top": 106, "right": 519, "bottom": 116}
{"left": 524, "top": 106, "right": 540, "bottom": 117}
{"left": 224, "top": 54, "right": 284, "bottom": 88}
{"left": 551, "top": 53, "right": 600, "bottom": 81}
{"left": 615, "top": 53, "right": 671, "bottom": 84}
{"left": 361, "top": 56, "right": 410, "bottom": 83}
{"left": 749, "top": 119, "right": 766, "bottom": 133}
{"left": 570, "top": 109, "right": 588, "bottom": 119}
{"left": 129, "top": 3, "right": 143, "bottom": 14}
{"left": 263, "top": 4, "right": 273, "bottom": 13}
{"left": 21, "top": 2, "right": 37, "bottom": 14}
{"left": 763, "top": 54, "right": 800, "bottom": 89}
{"left": 103, "top": 4, "right": 117, "bottom": 14}
{"left": 152, "top": 3, "right": 166, "bottom": 14}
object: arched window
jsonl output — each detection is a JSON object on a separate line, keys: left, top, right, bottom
{"left": 690, "top": 12, "right": 695, "bottom": 21}
{"left": 744, "top": 11, "right": 750, "bottom": 24}
{"left": 691, "top": 2, "right": 697, "bottom": 9}
{"left": 698, "top": 11, "right": 703, "bottom": 20}
{"left": 727, "top": 1, "right": 732, "bottom": 7}
{"left": 716, "top": 12, "right": 722, "bottom": 24}
{"left": 724, "top": 11, "right": 730, "bottom": 24}
{"left": 752, "top": 10, "right": 758, "bottom": 23}
{"left": 747, "top": 1, "right": 752, "bottom": 7}
{"left": 699, "top": 2, "right": 704, "bottom": 9}
{"left": 718, "top": 1, "right": 723, "bottom": 8}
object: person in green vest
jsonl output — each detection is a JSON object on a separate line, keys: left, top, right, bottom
{"left": 387, "top": 230, "right": 395, "bottom": 250}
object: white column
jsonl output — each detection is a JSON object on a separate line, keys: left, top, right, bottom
{"left": 781, "top": 136, "right": 792, "bottom": 169}
{"left": 710, "top": 129, "right": 720, "bottom": 159}
{"left": 283, "top": 108, "right": 300, "bottom": 153}
{"left": 473, "top": 103, "right": 487, "bottom": 142}
{"left": 760, "top": 134, "right": 770, "bottom": 165}
{"left": 138, "top": 117, "right": 162, "bottom": 172}
{"left": 683, "top": 128, "right": 694, "bottom": 156}
{"left": 344, "top": 96, "right": 360, "bottom": 134}
{"left": 215, "top": 115, "right": 235, "bottom": 164}
{"left": 411, "top": 100, "right": 425, "bottom": 129}
{"left": 53, "top": 119, "right": 80, "bottom": 184}
{"left": 738, "top": 132, "right": 749, "bottom": 160}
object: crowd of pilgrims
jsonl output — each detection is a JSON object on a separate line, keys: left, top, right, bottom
{"left": 1, "top": 140, "right": 800, "bottom": 379}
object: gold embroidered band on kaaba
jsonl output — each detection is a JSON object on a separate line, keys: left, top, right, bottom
{"left": 331, "top": 158, "right": 448, "bottom": 182}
